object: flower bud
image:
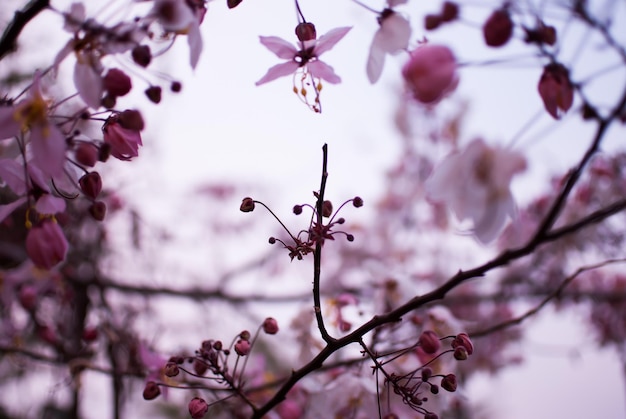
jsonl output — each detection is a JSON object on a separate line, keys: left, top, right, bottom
{"left": 424, "top": 14, "right": 442, "bottom": 31}
{"left": 441, "top": 2, "right": 459, "bottom": 22}
{"left": 352, "top": 196, "right": 363, "bottom": 207}
{"left": 239, "top": 330, "right": 251, "bottom": 340}
{"left": 234, "top": 339, "right": 251, "bottom": 356}
{"left": 145, "top": 86, "right": 162, "bottom": 104}
{"left": 483, "top": 9, "right": 514, "bottom": 47}
{"left": 441, "top": 374, "right": 457, "bottom": 392}
{"left": 89, "top": 201, "right": 107, "bottom": 221}
{"left": 103, "top": 69, "right": 132, "bottom": 97}
{"left": 164, "top": 362, "right": 180, "bottom": 377}
{"left": 421, "top": 367, "right": 432, "bottom": 381}
{"left": 194, "top": 359, "right": 208, "bottom": 376}
{"left": 538, "top": 63, "right": 573, "bottom": 119}
{"left": 402, "top": 44, "right": 458, "bottom": 104}
{"left": 451, "top": 332, "right": 474, "bottom": 355}
{"left": 19, "top": 286, "right": 37, "bottom": 311}
{"left": 429, "top": 384, "right": 439, "bottom": 394}
{"left": 418, "top": 330, "right": 441, "bottom": 354}
{"left": 79, "top": 172, "right": 103, "bottom": 200}
{"left": 240, "top": 197, "right": 255, "bottom": 212}
{"left": 75, "top": 143, "right": 98, "bottom": 167}
{"left": 26, "top": 220, "right": 68, "bottom": 269}
{"left": 293, "top": 205, "right": 303, "bottom": 215}
{"left": 82, "top": 327, "right": 98, "bottom": 342}
{"left": 453, "top": 346, "right": 468, "bottom": 360}
{"left": 227, "top": 0, "right": 243, "bottom": 9}
{"left": 188, "top": 397, "right": 209, "bottom": 419}
{"left": 322, "top": 200, "right": 333, "bottom": 218}
{"left": 424, "top": 413, "right": 439, "bottom": 419}
{"left": 132, "top": 45, "right": 152, "bottom": 67}
{"left": 143, "top": 381, "right": 161, "bottom": 400}
{"left": 263, "top": 317, "right": 279, "bottom": 334}
{"left": 295, "top": 22, "right": 317, "bottom": 41}
{"left": 171, "top": 81, "right": 182, "bottom": 92}
{"left": 118, "top": 109, "right": 145, "bottom": 131}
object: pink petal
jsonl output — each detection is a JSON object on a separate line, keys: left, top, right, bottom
{"left": 0, "top": 106, "right": 19, "bottom": 140}
{"left": 258, "top": 36, "right": 298, "bottom": 59}
{"left": 377, "top": 13, "right": 411, "bottom": 54}
{"left": 73, "top": 59, "right": 103, "bottom": 109}
{"left": 307, "top": 61, "right": 341, "bottom": 84}
{"left": 314, "top": 27, "right": 351, "bottom": 56}
{"left": 388, "top": 0, "right": 409, "bottom": 6}
{"left": 366, "top": 39, "right": 386, "bottom": 84}
{"left": 0, "top": 197, "right": 26, "bottom": 224}
{"left": 255, "top": 61, "right": 299, "bottom": 86}
{"left": 30, "top": 124, "right": 66, "bottom": 178}
{"left": 36, "top": 195, "right": 67, "bottom": 214}
{"left": 187, "top": 22, "right": 203, "bottom": 69}
{"left": 0, "top": 158, "right": 27, "bottom": 195}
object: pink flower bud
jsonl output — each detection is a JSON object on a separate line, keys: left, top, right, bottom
{"left": 79, "top": 172, "right": 102, "bottom": 200}
{"left": 143, "top": 381, "right": 161, "bottom": 400}
{"left": 82, "top": 327, "right": 98, "bottom": 342}
{"left": 453, "top": 346, "right": 468, "bottom": 360}
{"left": 421, "top": 367, "right": 432, "bottom": 381}
{"left": 293, "top": 205, "right": 303, "bottom": 215}
{"left": 19, "top": 286, "right": 37, "bottom": 311}
{"left": 441, "top": 373, "right": 457, "bottom": 392}
{"left": 103, "top": 117, "right": 143, "bottom": 161}
{"left": 234, "top": 339, "right": 251, "bottom": 356}
{"left": 402, "top": 44, "right": 458, "bottom": 104}
{"left": 118, "top": 109, "right": 145, "bottom": 131}
{"left": 451, "top": 332, "right": 474, "bottom": 355}
{"left": 103, "top": 69, "right": 132, "bottom": 97}
{"left": 164, "top": 362, "right": 180, "bottom": 377}
{"left": 483, "top": 9, "right": 514, "bottom": 47}
{"left": 424, "top": 413, "right": 439, "bottom": 419}
{"left": 418, "top": 330, "right": 441, "bottom": 354}
{"left": 188, "top": 397, "right": 209, "bottom": 419}
{"left": 26, "top": 220, "right": 69, "bottom": 269}
{"left": 194, "top": 359, "right": 208, "bottom": 376}
{"left": 322, "top": 200, "right": 333, "bottom": 218}
{"left": 75, "top": 143, "right": 98, "bottom": 167}
{"left": 295, "top": 22, "right": 317, "bottom": 41}
{"left": 441, "top": 2, "right": 459, "bottom": 22}
{"left": 352, "top": 196, "right": 363, "bottom": 207}
{"left": 538, "top": 63, "right": 574, "bottom": 119}
{"left": 263, "top": 317, "right": 279, "bottom": 334}
{"left": 424, "top": 14, "right": 442, "bottom": 31}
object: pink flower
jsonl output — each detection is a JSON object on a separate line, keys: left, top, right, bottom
{"left": 367, "top": 1, "right": 412, "bottom": 84}
{"left": 425, "top": 139, "right": 526, "bottom": 244}
{"left": 255, "top": 26, "right": 351, "bottom": 86}
{"left": 402, "top": 44, "right": 458, "bottom": 104}
{"left": 25, "top": 219, "right": 69, "bottom": 269}
{"left": 538, "top": 63, "right": 574, "bottom": 119}
{"left": 0, "top": 74, "right": 66, "bottom": 177}
{"left": 103, "top": 114, "right": 143, "bottom": 161}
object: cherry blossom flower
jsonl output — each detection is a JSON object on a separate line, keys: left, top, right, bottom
{"left": 102, "top": 113, "right": 143, "bottom": 161}
{"left": 255, "top": 26, "right": 351, "bottom": 86}
{"left": 366, "top": 1, "right": 411, "bottom": 84}
{"left": 25, "top": 219, "right": 69, "bottom": 270}
{"left": 425, "top": 139, "right": 527, "bottom": 244}
{"left": 402, "top": 44, "right": 458, "bottom": 104}
{"left": 0, "top": 74, "right": 66, "bottom": 177}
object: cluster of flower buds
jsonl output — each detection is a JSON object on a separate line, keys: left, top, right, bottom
{"left": 240, "top": 195, "right": 362, "bottom": 261}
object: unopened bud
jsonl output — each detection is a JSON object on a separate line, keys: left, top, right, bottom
{"left": 118, "top": 109, "right": 145, "bottom": 131}
{"left": 188, "top": 397, "right": 209, "bottom": 419}
{"left": 170, "top": 81, "right": 182, "bottom": 92}
{"left": 440, "top": 2, "right": 459, "bottom": 22}
{"left": 75, "top": 143, "right": 98, "bottom": 167}
{"left": 132, "top": 45, "right": 152, "bottom": 67}
{"left": 164, "top": 362, "right": 180, "bottom": 377}
{"left": 293, "top": 205, "right": 303, "bottom": 215}
{"left": 263, "top": 317, "right": 279, "bottom": 334}
{"left": 441, "top": 374, "right": 457, "bottom": 392}
{"left": 103, "top": 68, "right": 132, "bottom": 97}
{"left": 421, "top": 367, "right": 432, "bottom": 381}
{"left": 453, "top": 346, "right": 468, "bottom": 360}
{"left": 239, "top": 330, "right": 251, "bottom": 340}
{"left": 418, "top": 330, "right": 441, "bottom": 354}
{"left": 234, "top": 339, "right": 251, "bottom": 356}
{"left": 79, "top": 172, "right": 102, "bottom": 200}
{"left": 145, "top": 86, "right": 162, "bottom": 104}
{"left": 295, "top": 22, "right": 317, "bottom": 41}
{"left": 353, "top": 196, "right": 363, "bottom": 207}
{"left": 240, "top": 197, "right": 255, "bottom": 212}
{"left": 89, "top": 201, "right": 107, "bottom": 221}
{"left": 451, "top": 332, "right": 474, "bottom": 355}
{"left": 424, "top": 14, "right": 442, "bottom": 30}
{"left": 143, "top": 381, "right": 161, "bottom": 400}
{"left": 322, "top": 200, "right": 333, "bottom": 218}
{"left": 483, "top": 9, "right": 514, "bottom": 47}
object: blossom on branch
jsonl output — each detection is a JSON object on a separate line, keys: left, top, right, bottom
{"left": 255, "top": 25, "right": 351, "bottom": 112}
{"left": 425, "top": 139, "right": 526, "bottom": 244}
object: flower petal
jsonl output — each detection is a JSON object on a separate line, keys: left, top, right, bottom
{"left": 255, "top": 61, "right": 299, "bottom": 86}
{"left": 30, "top": 124, "right": 66, "bottom": 178}
{"left": 73, "top": 58, "right": 103, "bottom": 109}
{"left": 307, "top": 60, "right": 341, "bottom": 84}
{"left": 0, "top": 158, "right": 27, "bottom": 195}
{"left": 366, "top": 37, "right": 386, "bottom": 84}
{"left": 0, "top": 197, "right": 26, "bottom": 224}
{"left": 258, "top": 36, "right": 297, "bottom": 59}
{"left": 0, "top": 106, "right": 19, "bottom": 140}
{"left": 314, "top": 27, "right": 352, "bottom": 56}
{"left": 36, "top": 194, "right": 67, "bottom": 214}
{"left": 187, "top": 21, "right": 203, "bottom": 69}
{"left": 388, "top": 0, "right": 409, "bottom": 6}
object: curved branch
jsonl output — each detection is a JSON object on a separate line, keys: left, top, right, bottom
{"left": 0, "top": 0, "right": 50, "bottom": 61}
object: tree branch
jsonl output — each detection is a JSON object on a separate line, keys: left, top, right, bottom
{"left": 0, "top": 0, "right": 50, "bottom": 62}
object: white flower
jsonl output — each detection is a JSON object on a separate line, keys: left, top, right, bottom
{"left": 425, "top": 139, "right": 527, "bottom": 243}
{"left": 366, "top": 1, "right": 411, "bottom": 84}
